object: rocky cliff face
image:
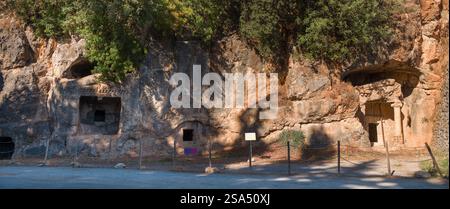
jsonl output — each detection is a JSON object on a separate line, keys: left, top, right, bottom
{"left": 0, "top": 0, "right": 448, "bottom": 159}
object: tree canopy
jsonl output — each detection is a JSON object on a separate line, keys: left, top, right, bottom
{"left": 6, "top": 0, "right": 400, "bottom": 82}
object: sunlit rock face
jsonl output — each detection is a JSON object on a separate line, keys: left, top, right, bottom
{"left": 0, "top": 0, "right": 448, "bottom": 159}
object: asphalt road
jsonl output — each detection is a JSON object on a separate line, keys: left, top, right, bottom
{"left": 0, "top": 166, "right": 448, "bottom": 189}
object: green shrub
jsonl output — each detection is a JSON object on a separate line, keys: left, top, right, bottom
{"left": 7, "top": 0, "right": 228, "bottom": 82}
{"left": 67, "top": 0, "right": 152, "bottom": 83}
{"left": 7, "top": 0, "right": 401, "bottom": 81}
{"left": 7, "top": 0, "right": 172, "bottom": 83}
{"left": 239, "top": 0, "right": 300, "bottom": 63}
{"left": 297, "top": 0, "right": 397, "bottom": 62}
{"left": 278, "top": 130, "right": 305, "bottom": 149}
{"left": 166, "top": 0, "right": 226, "bottom": 43}
{"left": 239, "top": 0, "right": 283, "bottom": 61}
{"left": 239, "top": 0, "right": 398, "bottom": 67}
{"left": 420, "top": 154, "right": 449, "bottom": 178}
{"left": 11, "top": 0, "right": 70, "bottom": 38}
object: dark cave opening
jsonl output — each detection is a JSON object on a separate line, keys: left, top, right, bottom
{"left": 0, "top": 137, "right": 14, "bottom": 160}
{"left": 183, "top": 129, "right": 194, "bottom": 142}
{"left": 63, "top": 58, "right": 95, "bottom": 79}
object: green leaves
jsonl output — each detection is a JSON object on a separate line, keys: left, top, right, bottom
{"left": 8, "top": 0, "right": 399, "bottom": 81}
{"left": 8, "top": 0, "right": 169, "bottom": 83}
{"left": 297, "top": 0, "right": 395, "bottom": 62}
{"left": 74, "top": 0, "right": 149, "bottom": 83}
{"left": 239, "top": 0, "right": 396, "bottom": 64}
{"left": 166, "top": 0, "right": 228, "bottom": 43}
{"left": 278, "top": 130, "right": 305, "bottom": 149}
{"left": 9, "top": 0, "right": 226, "bottom": 82}
{"left": 10, "top": 0, "right": 70, "bottom": 38}
{"left": 239, "top": 0, "right": 300, "bottom": 62}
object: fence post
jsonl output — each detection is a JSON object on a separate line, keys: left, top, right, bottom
{"left": 73, "top": 142, "right": 79, "bottom": 167}
{"left": 172, "top": 139, "right": 177, "bottom": 167}
{"left": 287, "top": 140, "right": 291, "bottom": 175}
{"left": 385, "top": 140, "right": 392, "bottom": 176}
{"left": 378, "top": 105, "right": 392, "bottom": 176}
{"left": 138, "top": 139, "right": 143, "bottom": 169}
{"left": 425, "top": 142, "right": 443, "bottom": 177}
{"left": 43, "top": 137, "right": 50, "bottom": 165}
{"left": 108, "top": 137, "right": 113, "bottom": 161}
{"left": 337, "top": 140, "right": 341, "bottom": 175}
{"left": 208, "top": 139, "right": 212, "bottom": 168}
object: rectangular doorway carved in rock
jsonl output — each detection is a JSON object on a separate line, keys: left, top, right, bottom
{"left": 368, "top": 123, "right": 378, "bottom": 146}
{"left": 183, "top": 129, "right": 194, "bottom": 141}
{"left": 364, "top": 101, "right": 396, "bottom": 147}
{"left": 0, "top": 136, "right": 14, "bottom": 159}
{"left": 79, "top": 96, "right": 121, "bottom": 135}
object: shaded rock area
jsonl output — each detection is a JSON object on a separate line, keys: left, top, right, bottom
{"left": 432, "top": 67, "right": 449, "bottom": 154}
{"left": 0, "top": 0, "right": 448, "bottom": 160}
{"left": 0, "top": 16, "right": 34, "bottom": 70}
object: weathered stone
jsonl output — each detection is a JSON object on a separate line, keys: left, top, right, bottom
{"left": 287, "top": 70, "right": 330, "bottom": 100}
{"left": 114, "top": 163, "right": 126, "bottom": 169}
{"left": 119, "top": 139, "right": 138, "bottom": 157}
{"left": 432, "top": 68, "right": 449, "bottom": 154}
{"left": 0, "top": 0, "right": 448, "bottom": 160}
{"left": 0, "top": 16, "right": 34, "bottom": 70}
{"left": 420, "top": 0, "right": 441, "bottom": 24}
{"left": 51, "top": 39, "right": 86, "bottom": 78}
{"left": 71, "top": 161, "right": 82, "bottom": 168}
{"left": 355, "top": 79, "right": 403, "bottom": 104}
{"left": 210, "top": 34, "right": 263, "bottom": 74}
{"left": 414, "top": 170, "right": 432, "bottom": 178}
{"left": 204, "top": 166, "right": 220, "bottom": 174}
{"left": 421, "top": 35, "right": 439, "bottom": 65}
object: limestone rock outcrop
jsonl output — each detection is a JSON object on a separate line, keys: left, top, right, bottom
{"left": 0, "top": 0, "right": 448, "bottom": 159}
{"left": 0, "top": 16, "right": 34, "bottom": 70}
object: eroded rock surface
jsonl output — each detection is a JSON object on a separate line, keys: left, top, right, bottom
{"left": 0, "top": 0, "right": 448, "bottom": 159}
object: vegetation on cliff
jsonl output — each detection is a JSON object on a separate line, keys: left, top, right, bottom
{"left": 6, "top": 0, "right": 400, "bottom": 82}
{"left": 278, "top": 130, "right": 305, "bottom": 149}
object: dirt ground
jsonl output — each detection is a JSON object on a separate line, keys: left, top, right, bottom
{"left": 0, "top": 145, "right": 437, "bottom": 178}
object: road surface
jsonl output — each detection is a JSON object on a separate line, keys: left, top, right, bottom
{"left": 0, "top": 166, "right": 448, "bottom": 189}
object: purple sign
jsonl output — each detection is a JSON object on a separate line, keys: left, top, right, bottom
{"left": 184, "top": 147, "right": 198, "bottom": 156}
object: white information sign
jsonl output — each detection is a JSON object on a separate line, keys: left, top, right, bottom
{"left": 245, "top": 132, "right": 256, "bottom": 141}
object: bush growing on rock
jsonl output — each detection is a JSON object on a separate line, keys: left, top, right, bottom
{"left": 278, "top": 130, "right": 305, "bottom": 149}
{"left": 297, "top": 0, "right": 399, "bottom": 62}
{"left": 6, "top": 0, "right": 400, "bottom": 81}
{"left": 7, "top": 0, "right": 171, "bottom": 82}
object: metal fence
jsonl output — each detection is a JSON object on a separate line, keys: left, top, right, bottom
{"left": 4, "top": 138, "right": 444, "bottom": 178}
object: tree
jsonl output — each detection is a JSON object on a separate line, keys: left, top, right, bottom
{"left": 239, "top": 0, "right": 300, "bottom": 65}
{"left": 7, "top": 0, "right": 399, "bottom": 81}
{"left": 297, "top": 0, "right": 395, "bottom": 62}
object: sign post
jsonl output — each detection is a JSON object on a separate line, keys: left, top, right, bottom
{"left": 249, "top": 141, "right": 252, "bottom": 168}
{"left": 245, "top": 133, "right": 256, "bottom": 168}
